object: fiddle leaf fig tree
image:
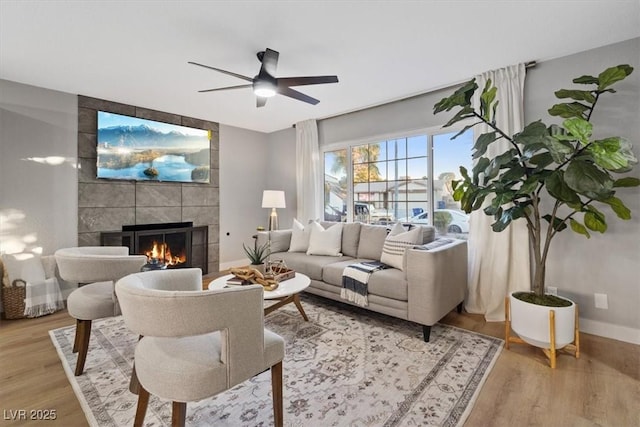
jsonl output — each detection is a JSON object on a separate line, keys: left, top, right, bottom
{"left": 434, "top": 65, "right": 639, "bottom": 299}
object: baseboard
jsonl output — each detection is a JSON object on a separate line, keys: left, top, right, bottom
{"left": 219, "top": 259, "right": 249, "bottom": 271}
{"left": 580, "top": 317, "right": 640, "bottom": 345}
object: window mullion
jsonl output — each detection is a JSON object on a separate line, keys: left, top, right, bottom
{"left": 428, "top": 134, "right": 434, "bottom": 226}
{"left": 347, "top": 147, "right": 354, "bottom": 222}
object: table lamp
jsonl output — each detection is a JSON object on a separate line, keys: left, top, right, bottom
{"left": 262, "top": 190, "right": 286, "bottom": 231}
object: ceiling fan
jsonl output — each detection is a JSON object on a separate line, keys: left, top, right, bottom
{"left": 188, "top": 48, "right": 339, "bottom": 107}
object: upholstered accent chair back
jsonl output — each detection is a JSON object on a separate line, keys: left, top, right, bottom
{"left": 115, "top": 268, "right": 285, "bottom": 427}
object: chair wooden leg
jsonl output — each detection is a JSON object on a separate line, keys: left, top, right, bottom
{"left": 129, "top": 336, "right": 144, "bottom": 395}
{"left": 172, "top": 401, "right": 187, "bottom": 427}
{"left": 72, "top": 319, "right": 82, "bottom": 353}
{"left": 129, "top": 365, "right": 141, "bottom": 395}
{"left": 271, "top": 361, "right": 283, "bottom": 427}
{"left": 134, "top": 386, "right": 150, "bottom": 427}
{"left": 74, "top": 319, "right": 92, "bottom": 376}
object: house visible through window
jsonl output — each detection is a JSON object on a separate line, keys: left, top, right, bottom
{"left": 323, "top": 128, "right": 473, "bottom": 237}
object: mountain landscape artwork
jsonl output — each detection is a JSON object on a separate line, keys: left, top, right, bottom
{"left": 97, "top": 111, "right": 211, "bottom": 183}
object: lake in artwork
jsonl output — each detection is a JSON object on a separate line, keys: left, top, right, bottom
{"left": 96, "top": 111, "right": 210, "bottom": 183}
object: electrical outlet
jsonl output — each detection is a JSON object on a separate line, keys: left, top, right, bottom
{"left": 594, "top": 293, "right": 608, "bottom": 309}
{"left": 547, "top": 286, "right": 558, "bottom": 296}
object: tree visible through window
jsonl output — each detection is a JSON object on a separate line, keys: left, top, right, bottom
{"left": 323, "top": 128, "right": 473, "bottom": 237}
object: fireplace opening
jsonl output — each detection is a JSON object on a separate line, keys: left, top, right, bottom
{"left": 145, "top": 240, "right": 186, "bottom": 266}
{"left": 101, "top": 222, "right": 208, "bottom": 273}
{"left": 130, "top": 222, "right": 192, "bottom": 269}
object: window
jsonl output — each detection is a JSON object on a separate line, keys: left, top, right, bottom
{"left": 323, "top": 128, "right": 473, "bottom": 237}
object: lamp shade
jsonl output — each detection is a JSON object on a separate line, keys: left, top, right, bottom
{"left": 262, "top": 190, "right": 286, "bottom": 209}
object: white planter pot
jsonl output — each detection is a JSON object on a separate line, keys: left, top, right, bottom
{"left": 509, "top": 291, "right": 576, "bottom": 349}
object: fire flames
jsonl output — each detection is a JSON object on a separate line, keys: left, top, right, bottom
{"left": 145, "top": 241, "right": 186, "bottom": 266}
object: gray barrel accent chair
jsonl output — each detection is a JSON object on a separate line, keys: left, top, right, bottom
{"left": 54, "top": 246, "right": 147, "bottom": 375}
{"left": 115, "top": 268, "right": 285, "bottom": 427}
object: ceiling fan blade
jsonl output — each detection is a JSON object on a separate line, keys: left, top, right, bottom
{"left": 258, "top": 48, "right": 279, "bottom": 78}
{"left": 277, "top": 76, "right": 339, "bottom": 87}
{"left": 256, "top": 96, "right": 268, "bottom": 108}
{"left": 278, "top": 86, "right": 320, "bottom": 105}
{"left": 198, "top": 84, "right": 253, "bottom": 93}
{"left": 188, "top": 61, "right": 253, "bottom": 82}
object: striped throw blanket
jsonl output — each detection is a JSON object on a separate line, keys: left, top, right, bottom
{"left": 24, "top": 278, "right": 64, "bottom": 317}
{"left": 341, "top": 261, "right": 387, "bottom": 307}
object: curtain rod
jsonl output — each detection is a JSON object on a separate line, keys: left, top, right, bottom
{"left": 292, "top": 61, "right": 537, "bottom": 128}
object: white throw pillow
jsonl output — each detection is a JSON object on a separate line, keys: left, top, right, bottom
{"left": 306, "top": 222, "right": 343, "bottom": 256}
{"left": 380, "top": 225, "right": 421, "bottom": 270}
{"left": 388, "top": 222, "right": 407, "bottom": 236}
{"left": 289, "top": 218, "right": 312, "bottom": 252}
{"left": 1, "top": 253, "right": 46, "bottom": 285}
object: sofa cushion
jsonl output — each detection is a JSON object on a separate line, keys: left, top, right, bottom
{"left": 289, "top": 219, "right": 312, "bottom": 252}
{"left": 380, "top": 225, "right": 422, "bottom": 270}
{"left": 269, "top": 251, "right": 353, "bottom": 281}
{"left": 320, "top": 221, "right": 361, "bottom": 258}
{"left": 356, "top": 224, "right": 388, "bottom": 260}
{"left": 307, "top": 222, "right": 343, "bottom": 256}
{"left": 321, "top": 259, "right": 407, "bottom": 302}
{"left": 256, "top": 230, "right": 292, "bottom": 253}
{"left": 368, "top": 268, "right": 408, "bottom": 301}
{"left": 321, "top": 258, "right": 375, "bottom": 287}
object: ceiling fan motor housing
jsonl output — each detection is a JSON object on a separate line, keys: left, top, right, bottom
{"left": 253, "top": 74, "right": 277, "bottom": 97}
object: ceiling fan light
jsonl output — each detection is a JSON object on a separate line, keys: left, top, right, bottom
{"left": 253, "top": 81, "right": 276, "bottom": 98}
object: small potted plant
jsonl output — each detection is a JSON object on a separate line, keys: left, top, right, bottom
{"left": 434, "top": 64, "right": 638, "bottom": 366}
{"left": 243, "top": 241, "right": 269, "bottom": 272}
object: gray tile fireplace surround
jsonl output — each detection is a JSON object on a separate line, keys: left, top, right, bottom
{"left": 77, "top": 96, "right": 219, "bottom": 274}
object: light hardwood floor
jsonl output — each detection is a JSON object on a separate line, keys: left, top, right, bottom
{"left": 1, "top": 296, "right": 638, "bottom": 426}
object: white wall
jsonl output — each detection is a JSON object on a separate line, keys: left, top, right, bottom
{"left": 216, "top": 126, "right": 297, "bottom": 268}
{"left": 267, "top": 127, "right": 297, "bottom": 228}
{"left": 318, "top": 86, "right": 456, "bottom": 147}
{"left": 0, "top": 80, "right": 78, "bottom": 255}
{"left": 218, "top": 124, "right": 270, "bottom": 268}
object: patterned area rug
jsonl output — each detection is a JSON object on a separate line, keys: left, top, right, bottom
{"left": 50, "top": 295, "right": 502, "bottom": 426}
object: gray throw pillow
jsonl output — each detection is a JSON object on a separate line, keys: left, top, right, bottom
{"left": 269, "top": 230, "right": 292, "bottom": 253}
{"left": 413, "top": 237, "right": 455, "bottom": 251}
{"left": 356, "top": 224, "right": 388, "bottom": 260}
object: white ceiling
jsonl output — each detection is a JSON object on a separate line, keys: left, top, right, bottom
{"left": 1, "top": 1, "right": 639, "bottom": 133}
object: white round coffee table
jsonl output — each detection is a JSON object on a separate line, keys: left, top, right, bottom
{"left": 208, "top": 272, "right": 311, "bottom": 321}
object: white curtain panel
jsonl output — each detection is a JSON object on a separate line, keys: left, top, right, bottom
{"left": 295, "top": 119, "right": 322, "bottom": 223}
{"left": 465, "top": 63, "right": 532, "bottom": 321}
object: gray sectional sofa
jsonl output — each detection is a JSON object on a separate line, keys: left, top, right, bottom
{"left": 257, "top": 222, "right": 467, "bottom": 341}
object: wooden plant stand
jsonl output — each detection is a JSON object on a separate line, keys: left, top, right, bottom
{"left": 504, "top": 297, "right": 580, "bottom": 369}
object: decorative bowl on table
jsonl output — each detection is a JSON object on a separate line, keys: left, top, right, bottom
{"left": 265, "top": 260, "right": 296, "bottom": 282}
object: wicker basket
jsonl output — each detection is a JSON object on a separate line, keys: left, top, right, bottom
{"left": 2, "top": 280, "right": 26, "bottom": 320}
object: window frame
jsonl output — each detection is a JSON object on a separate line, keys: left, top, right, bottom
{"left": 321, "top": 123, "right": 474, "bottom": 227}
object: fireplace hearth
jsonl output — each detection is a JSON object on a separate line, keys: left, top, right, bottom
{"left": 101, "top": 222, "right": 208, "bottom": 274}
